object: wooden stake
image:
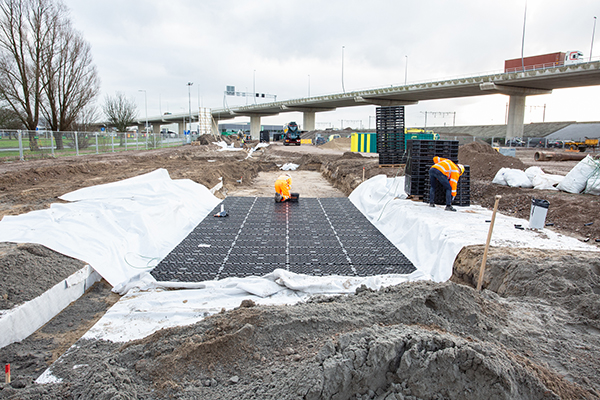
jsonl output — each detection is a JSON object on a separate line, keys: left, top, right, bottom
{"left": 477, "top": 195, "right": 501, "bottom": 291}
{"left": 362, "top": 167, "right": 365, "bottom": 182}
{"left": 5, "top": 364, "right": 9, "bottom": 384}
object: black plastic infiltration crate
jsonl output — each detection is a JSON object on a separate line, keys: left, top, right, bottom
{"left": 423, "top": 165, "right": 471, "bottom": 206}
{"left": 404, "top": 139, "right": 461, "bottom": 196}
{"left": 377, "top": 106, "right": 406, "bottom": 165}
{"left": 151, "top": 197, "right": 416, "bottom": 282}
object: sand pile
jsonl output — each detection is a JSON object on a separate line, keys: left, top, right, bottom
{"left": 320, "top": 137, "right": 351, "bottom": 151}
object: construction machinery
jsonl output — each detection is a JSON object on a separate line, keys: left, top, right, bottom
{"left": 283, "top": 122, "right": 301, "bottom": 146}
{"left": 564, "top": 138, "right": 599, "bottom": 152}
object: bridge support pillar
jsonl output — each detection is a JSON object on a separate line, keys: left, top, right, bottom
{"left": 250, "top": 115, "right": 261, "bottom": 140}
{"left": 178, "top": 121, "right": 185, "bottom": 136}
{"left": 303, "top": 111, "right": 316, "bottom": 132}
{"left": 506, "top": 95, "right": 526, "bottom": 139}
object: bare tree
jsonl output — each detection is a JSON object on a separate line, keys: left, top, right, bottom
{"left": 0, "top": 0, "right": 99, "bottom": 151}
{"left": 73, "top": 102, "right": 99, "bottom": 132}
{"left": 0, "top": 0, "right": 63, "bottom": 150}
{"left": 41, "top": 18, "right": 99, "bottom": 149}
{"left": 102, "top": 92, "right": 138, "bottom": 134}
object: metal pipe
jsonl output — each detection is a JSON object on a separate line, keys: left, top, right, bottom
{"left": 534, "top": 151, "right": 587, "bottom": 161}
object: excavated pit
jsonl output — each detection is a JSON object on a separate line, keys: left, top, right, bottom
{"left": 1, "top": 143, "right": 599, "bottom": 399}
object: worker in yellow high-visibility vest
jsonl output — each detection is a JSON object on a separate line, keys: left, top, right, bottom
{"left": 429, "top": 156, "right": 465, "bottom": 212}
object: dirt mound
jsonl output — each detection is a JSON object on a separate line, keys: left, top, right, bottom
{"left": 11, "top": 272, "right": 598, "bottom": 399}
{"left": 320, "top": 137, "right": 351, "bottom": 151}
{"left": 196, "top": 134, "right": 215, "bottom": 145}
{"left": 338, "top": 151, "right": 364, "bottom": 160}
{"left": 459, "top": 142, "right": 526, "bottom": 180}
{"left": 0, "top": 243, "right": 85, "bottom": 309}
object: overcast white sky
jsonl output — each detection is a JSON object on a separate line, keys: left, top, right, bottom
{"left": 62, "top": 0, "right": 599, "bottom": 129}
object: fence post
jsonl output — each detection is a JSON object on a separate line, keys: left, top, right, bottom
{"left": 50, "top": 132, "right": 55, "bottom": 157}
{"left": 111, "top": 133, "right": 115, "bottom": 153}
{"left": 95, "top": 133, "right": 99, "bottom": 154}
{"left": 125, "top": 132, "right": 127, "bottom": 151}
{"left": 18, "top": 130, "right": 24, "bottom": 161}
{"left": 74, "top": 131, "right": 79, "bottom": 156}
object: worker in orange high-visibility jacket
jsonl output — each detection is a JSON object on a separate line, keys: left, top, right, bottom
{"left": 274, "top": 173, "right": 292, "bottom": 202}
{"left": 429, "top": 156, "right": 465, "bottom": 212}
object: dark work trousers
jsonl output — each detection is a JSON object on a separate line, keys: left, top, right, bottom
{"left": 429, "top": 168, "right": 453, "bottom": 206}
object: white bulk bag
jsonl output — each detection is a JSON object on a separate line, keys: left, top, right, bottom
{"left": 583, "top": 158, "right": 600, "bottom": 195}
{"left": 492, "top": 168, "right": 509, "bottom": 186}
{"left": 557, "top": 155, "right": 598, "bottom": 194}
{"left": 504, "top": 169, "right": 533, "bottom": 188}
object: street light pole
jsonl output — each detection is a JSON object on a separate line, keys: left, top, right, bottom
{"left": 138, "top": 89, "right": 147, "bottom": 149}
{"left": 308, "top": 74, "right": 310, "bottom": 97}
{"left": 404, "top": 55, "right": 408, "bottom": 85}
{"left": 253, "top": 70, "right": 256, "bottom": 104}
{"left": 341, "top": 46, "right": 345, "bottom": 93}
{"left": 520, "top": 1, "right": 527, "bottom": 71}
{"left": 591, "top": 16, "right": 597, "bottom": 61}
{"left": 187, "top": 82, "right": 193, "bottom": 143}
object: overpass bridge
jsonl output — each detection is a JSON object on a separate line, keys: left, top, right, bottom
{"left": 137, "top": 60, "right": 600, "bottom": 140}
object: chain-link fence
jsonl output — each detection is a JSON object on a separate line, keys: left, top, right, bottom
{"left": 0, "top": 130, "right": 190, "bottom": 161}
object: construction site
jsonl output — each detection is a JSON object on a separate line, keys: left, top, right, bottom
{"left": 0, "top": 134, "right": 599, "bottom": 400}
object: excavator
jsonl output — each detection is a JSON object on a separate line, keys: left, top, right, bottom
{"left": 283, "top": 122, "right": 301, "bottom": 146}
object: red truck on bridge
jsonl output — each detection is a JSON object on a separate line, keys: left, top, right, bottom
{"left": 504, "top": 51, "right": 584, "bottom": 72}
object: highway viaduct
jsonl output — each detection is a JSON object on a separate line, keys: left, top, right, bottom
{"left": 137, "top": 60, "right": 600, "bottom": 140}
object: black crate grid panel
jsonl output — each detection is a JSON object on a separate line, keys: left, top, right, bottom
{"left": 377, "top": 106, "right": 407, "bottom": 165}
{"left": 151, "top": 197, "right": 416, "bottom": 282}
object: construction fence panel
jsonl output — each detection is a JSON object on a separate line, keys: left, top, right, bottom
{"left": 0, "top": 130, "right": 188, "bottom": 162}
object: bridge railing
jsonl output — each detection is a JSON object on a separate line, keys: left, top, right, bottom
{"left": 0, "top": 129, "right": 188, "bottom": 162}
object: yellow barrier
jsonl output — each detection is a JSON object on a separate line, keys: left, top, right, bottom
{"left": 300, "top": 139, "right": 312, "bottom": 144}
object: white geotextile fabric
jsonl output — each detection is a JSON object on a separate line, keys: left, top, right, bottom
{"left": 349, "top": 175, "right": 597, "bottom": 282}
{"left": 0, "top": 169, "right": 221, "bottom": 287}
{"left": 280, "top": 163, "right": 299, "bottom": 171}
{"left": 83, "top": 268, "right": 425, "bottom": 344}
{"left": 0, "top": 266, "right": 101, "bottom": 349}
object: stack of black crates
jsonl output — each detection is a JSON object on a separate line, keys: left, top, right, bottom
{"left": 405, "top": 139, "right": 470, "bottom": 207}
{"left": 376, "top": 106, "right": 406, "bottom": 165}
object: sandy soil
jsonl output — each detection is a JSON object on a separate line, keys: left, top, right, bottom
{"left": 0, "top": 140, "right": 599, "bottom": 399}
{"left": 228, "top": 171, "right": 346, "bottom": 198}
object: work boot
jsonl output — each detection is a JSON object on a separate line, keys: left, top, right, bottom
{"left": 275, "top": 193, "right": 283, "bottom": 203}
{"left": 445, "top": 205, "right": 457, "bottom": 212}
{"left": 429, "top": 203, "right": 435, "bottom": 208}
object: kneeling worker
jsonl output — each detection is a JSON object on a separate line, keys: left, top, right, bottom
{"left": 275, "top": 173, "right": 292, "bottom": 202}
{"left": 429, "top": 156, "right": 465, "bottom": 212}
